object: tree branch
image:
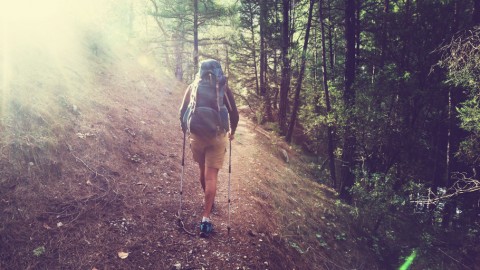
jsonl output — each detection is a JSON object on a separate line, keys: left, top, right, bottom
{"left": 411, "top": 173, "right": 480, "bottom": 206}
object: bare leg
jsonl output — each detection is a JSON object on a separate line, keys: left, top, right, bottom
{"left": 202, "top": 166, "right": 219, "bottom": 218}
{"left": 198, "top": 162, "right": 206, "bottom": 192}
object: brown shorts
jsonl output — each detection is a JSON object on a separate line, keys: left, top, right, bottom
{"left": 189, "top": 133, "right": 227, "bottom": 169}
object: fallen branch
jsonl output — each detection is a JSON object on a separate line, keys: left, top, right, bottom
{"left": 411, "top": 173, "right": 480, "bottom": 206}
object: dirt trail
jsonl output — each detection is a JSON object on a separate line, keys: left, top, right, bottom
{"left": 154, "top": 87, "right": 294, "bottom": 269}
{"left": 1, "top": 50, "right": 373, "bottom": 269}
{"left": 0, "top": 53, "right": 305, "bottom": 269}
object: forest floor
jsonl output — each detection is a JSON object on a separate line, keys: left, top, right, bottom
{"left": 0, "top": 45, "right": 379, "bottom": 269}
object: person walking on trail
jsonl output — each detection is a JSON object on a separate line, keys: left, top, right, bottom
{"left": 179, "top": 59, "right": 239, "bottom": 237}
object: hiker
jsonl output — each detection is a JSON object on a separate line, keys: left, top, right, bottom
{"left": 179, "top": 59, "right": 239, "bottom": 237}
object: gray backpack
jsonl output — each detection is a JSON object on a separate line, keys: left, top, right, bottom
{"left": 183, "top": 59, "right": 230, "bottom": 138}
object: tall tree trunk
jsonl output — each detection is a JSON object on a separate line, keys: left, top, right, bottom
{"left": 442, "top": 2, "right": 467, "bottom": 225}
{"left": 273, "top": 0, "right": 280, "bottom": 111}
{"left": 260, "top": 0, "right": 267, "bottom": 97}
{"left": 441, "top": 87, "right": 469, "bottom": 227}
{"left": 313, "top": 17, "right": 320, "bottom": 114}
{"left": 193, "top": 0, "right": 199, "bottom": 75}
{"left": 260, "top": 0, "right": 273, "bottom": 121}
{"left": 442, "top": 89, "right": 456, "bottom": 227}
{"left": 286, "top": 0, "right": 314, "bottom": 143}
{"left": 319, "top": 0, "right": 337, "bottom": 188}
{"left": 279, "top": 0, "right": 291, "bottom": 135}
{"left": 380, "top": 0, "right": 389, "bottom": 67}
{"left": 339, "top": 0, "right": 357, "bottom": 202}
{"left": 174, "top": 31, "right": 184, "bottom": 81}
{"left": 248, "top": 2, "right": 260, "bottom": 95}
{"left": 327, "top": 0, "right": 335, "bottom": 76}
{"left": 150, "top": 0, "right": 171, "bottom": 70}
{"left": 355, "top": 0, "right": 361, "bottom": 67}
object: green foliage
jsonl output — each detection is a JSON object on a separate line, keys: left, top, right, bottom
{"left": 315, "top": 233, "right": 329, "bottom": 248}
{"left": 289, "top": 241, "right": 305, "bottom": 254}
{"left": 456, "top": 97, "right": 480, "bottom": 165}
{"left": 209, "top": 0, "right": 480, "bottom": 268}
{"left": 440, "top": 28, "right": 480, "bottom": 167}
{"left": 33, "top": 246, "right": 45, "bottom": 257}
{"left": 149, "top": 0, "right": 235, "bottom": 81}
{"left": 457, "top": 97, "right": 480, "bottom": 134}
{"left": 351, "top": 173, "right": 419, "bottom": 228}
{"left": 334, "top": 232, "right": 347, "bottom": 241}
{"left": 349, "top": 172, "right": 426, "bottom": 266}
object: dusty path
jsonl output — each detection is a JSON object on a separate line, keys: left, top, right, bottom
{"left": 165, "top": 108, "right": 284, "bottom": 269}
{"left": 1, "top": 53, "right": 360, "bottom": 269}
{"left": 103, "top": 66, "right": 285, "bottom": 269}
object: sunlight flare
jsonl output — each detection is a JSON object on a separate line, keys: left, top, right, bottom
{"left": 0, "top": 0, "right": 119, "bottom": 116}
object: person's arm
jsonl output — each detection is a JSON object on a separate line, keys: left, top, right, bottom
{"left": 179, "top": 85, "right": 192, "bottom": 131}
{"left": 224, "top": 86, "right": 239, "bottom": 136}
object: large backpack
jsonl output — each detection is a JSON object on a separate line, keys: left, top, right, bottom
{"left": 183, "top": 59, "right": 230, "bottom": 138}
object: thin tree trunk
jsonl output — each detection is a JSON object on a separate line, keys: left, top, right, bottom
{"left": 327, "top": 0, "right": 335, "bottom": 76}
{"left": 443, "top": 2, "right": 462, "bottom": 227}
{"left": 355, "top": 0, "right": 361, "bottom": 67}
{"left": 174, "top": 31, "right": 184, "bottom": 81}
{"left": 340, "top": 0, "right": 357, "bottom": 202}
{"left": 442, "top": 89, "right": 453, "bottom": 227}
{"left": 260, "top": 0, "right": 273, "bottom": 121}
{"left": 225, "top": 43, "right": 230, "bottom": 77}
{"left": 286, "top": 0, "right": 314, "bottom": 143}
{"left": 149, "top": 0, "right": 171, "bottom": 70}
{"left": 313, "top": 16, "right": 320, "bottom": 114}
{"left": 273, "top": 0, "right": 280, "bottom": 111}
{"left": 279, "top": 0, "right": 291, "bottom": 135}
{"left": 248, "top": 2, "right": 260, "bottom": 95}
{"left": 273, "top": 50, "right": 279, "bottom": 110}
{"left": 260, "top": 0, "right": 267, "bottom": 97}
{"left": 193, "top": 0, "right": 199, "bottom": 74}
{"left": 380, "top": 0, "right": 389, "bottom": 67}
{"left": 320, "top": 0, "right": 337, "bottom": 188}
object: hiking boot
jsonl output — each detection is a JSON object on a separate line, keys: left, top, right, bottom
{"left": 199, "top": 221, "right": 214, "bottom": 237}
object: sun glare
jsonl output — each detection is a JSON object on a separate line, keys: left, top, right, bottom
{"left": 0, "top": 0, "right": 114, "bottom": 116}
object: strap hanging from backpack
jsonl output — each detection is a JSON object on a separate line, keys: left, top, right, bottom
{"left": 216, "top": 81, "right": 220, "bottom": 112}
{"left": 224, "top": 79, "right": 233, "bottom": 112}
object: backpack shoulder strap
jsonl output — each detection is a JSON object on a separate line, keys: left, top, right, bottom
{"left": 189, "top": 81, "right": 200, "bottom": 112}
{"left": 216, "top": 82, "right": 221, "bottom": 112}
{"left": 224, "top": 86, "right": 233, "bottom": 111}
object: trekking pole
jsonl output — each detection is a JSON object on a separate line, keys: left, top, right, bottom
{"left": 179, "top": 131, "right": 186, "bottom": 219}
{"left": 176, "top": 131, "right": 195, "bottom": 236}
{"left": 227, "top": 139, "right": 232, "bottom": 235}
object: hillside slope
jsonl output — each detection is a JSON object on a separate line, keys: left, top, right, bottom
{"left": 0, "top": 46, "right": 377, "bottom": 269}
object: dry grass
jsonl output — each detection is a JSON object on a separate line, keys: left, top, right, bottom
{"left": 0, "top": 37, "right": 382, "bottom": 269}
{"left": 229, "top": 119, "right": 381, "bottom": 270}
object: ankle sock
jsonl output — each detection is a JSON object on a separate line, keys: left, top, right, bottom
{"left": 202, "top": 216, "right": 210, "bottom": 223}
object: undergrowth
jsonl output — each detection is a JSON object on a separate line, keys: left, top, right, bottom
{"left": 350, "top": 172, "right": 479, "bottom": 269}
